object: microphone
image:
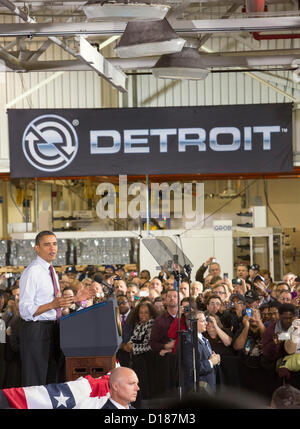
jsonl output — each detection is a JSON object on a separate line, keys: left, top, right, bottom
{"left": 93, "top": 274, "right": 114, "bottom": 296}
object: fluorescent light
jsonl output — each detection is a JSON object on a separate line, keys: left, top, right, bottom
{"left": 83, "top": 3, "right": 170, "bottom": 20}
{"left": 115, "top": 19, "right": 185, "bottom": 58}
{"left": 152, "top": 46, "right": 210, "bottom": 81}
{"left": 152, "top": 66, "right": 209, "bottom": 80}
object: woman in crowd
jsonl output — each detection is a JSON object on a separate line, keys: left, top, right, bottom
{"left": 204, "top": 314, "right": 238, "bottom": 388}
{"left": 61, "top": 287, "right": 80, "bottom": 315}
{"left": 4, "top": 295, "right": 21, "bottom": 388}
{"left": 124, "top": 301, "right": 159, "bottom": 405}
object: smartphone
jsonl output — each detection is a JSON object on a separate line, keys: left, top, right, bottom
{"left": 223, "top": 273, "right": 228, "bottom": 280}
{"left": 245, "top": 308, "right": 252, "bottom": 318}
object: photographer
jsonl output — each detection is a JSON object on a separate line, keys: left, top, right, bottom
{"left": 232, "top": 307, "right": 269, "bottom": 398}
{"left": 61, "top": 287, "right": 80, "bottom": 315}
{"left": 204, "top": 314, "right": 236, "bottom": 388}
{"left": 168, "top": 297, "right": 197, "bottom": 354}
{"left": 195, "top": 257, "right": 221, "bottom": 284}
{"left": 221, "top": 293, "right": 246, "bottom": 334}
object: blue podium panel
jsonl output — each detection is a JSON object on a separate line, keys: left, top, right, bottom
{"left": 60, "top": 298, "right": 122, "bottom": 357}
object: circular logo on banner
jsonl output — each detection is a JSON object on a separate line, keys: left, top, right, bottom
{"left": 22, "top": 114, "right": 78, "bottom": 172}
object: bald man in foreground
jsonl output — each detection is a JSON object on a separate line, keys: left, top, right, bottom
{"left": 101, "top": 367, "right": 139, "bottom": 409}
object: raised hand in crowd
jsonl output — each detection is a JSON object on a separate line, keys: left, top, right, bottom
{"left": 223, "top": 277, "right": 234, "bottom": 294}
{"left": 75, "top": 283, "right": 97, "bottom": 302}
{"left": 205, "top": 256, "right": 215, "bottom": 266}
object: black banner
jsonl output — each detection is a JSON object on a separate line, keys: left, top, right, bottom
{"left": 8, "top": 103, "right": 293, "bottom": 178}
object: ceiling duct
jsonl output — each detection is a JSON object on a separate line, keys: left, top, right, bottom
{"left": 115, "top": 18, "right": 185, "bottom": 58}
{"left": 83, "top": 1, "right": 170, "bottom": 21}
{"left": 246, "top": 0, "right": 265, "bottom": 12}
{"left": 152, "top": 38, "right": 210, "bottom": 80}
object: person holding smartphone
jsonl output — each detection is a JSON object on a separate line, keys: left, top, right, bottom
{"left": 195, "top": 257, "right": 221, "bottom": 284}
{"left": 232, "top": 307, "right": 269, "bottom": 398}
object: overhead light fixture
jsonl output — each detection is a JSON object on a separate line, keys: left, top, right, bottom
{"left": 115, "top": 18, "right": 185, "bottom": 58}
{"left": 83, "top": 1, "right": 170, "bottom": 21}
{"left": 152, "top": 39, "right": 210, "bottom": 80}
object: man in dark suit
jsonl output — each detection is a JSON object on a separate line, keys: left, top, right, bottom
{"left": 181, "top": 311, "right": 221, "bottom": 394}
{"left": 101, "top": 367, "right": 139, "bottom": 409}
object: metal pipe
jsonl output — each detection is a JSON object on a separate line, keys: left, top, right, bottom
{"left": 252, "top": 31, "right": 300, "bottom": 40}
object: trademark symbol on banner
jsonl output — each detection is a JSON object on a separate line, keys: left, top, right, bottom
{"left": 22, "top": 114, "right": 78, "bottom": 172}
{"left": 281, "top": 128, "right": 288, "bottom": 133}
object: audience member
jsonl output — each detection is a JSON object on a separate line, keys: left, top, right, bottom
{"left": 140, "top": 270, "right": 151, "bottom": 284}
{"left": 190, "top": 281, "right": 203, "bottom": 299}
{"left": 126, "top": 283, "right": 139, "bottom": 309}
{"left": 3, "top": 295, "right": 21, "bottom": 388}
{"left": 236, "top": 264, "right": 249, "bottom": 281}
{"left": 179, "top": 280, "right": 190, "bottom": 298}
{"left": 153, "top": 297, "right": 165, "bottom": 315}
{"left": 278, "top": 290, "right": 292, "bottom": 305}
{"left": 116, "top": 294, "right": 132, "bottom": 367}
{"left": 168, "top": 297, "right": 197, "bottom": 354}
{"left": 232, "top": 307, "right": 269, "bottom": 399}
{"left": 149, "top": 277, "right": 163, "bottom": 295}
{"left": 150, "top": 289, "right": 178, "bottom": 398}
{"left": 195, "top": 257, "right": 221, "bottom": 284}
{"left": 125, "top": 302, "right": 158, "bottom": 406}
{"left": 114, "top": 279, "right": 128, "bottom": 296}
{"left": 181, "top": 310, "right": 221, "bottom": 394}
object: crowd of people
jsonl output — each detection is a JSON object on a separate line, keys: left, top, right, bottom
{"left": 1, "top": 232, "right": 300, "bottom": 409}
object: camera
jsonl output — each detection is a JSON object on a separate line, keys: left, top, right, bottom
{"left": 183, "top": 306, "right": 190, "bottom": 313}
{"left": 205, "top": 316, "right": 211, "bottom": 322}
{"left": 114, "top": 275, "right": 122, "bottom": 281}
{"left": 232, "top": 278, "right": 243, "bottom": 285}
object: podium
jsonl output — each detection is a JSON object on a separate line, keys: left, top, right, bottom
{"left": 60, "top": 298, "right": 122, "bottom": 381}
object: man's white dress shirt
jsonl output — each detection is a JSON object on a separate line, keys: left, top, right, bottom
{"left": 19, "top": 255, "right": 60, "bottom": 321}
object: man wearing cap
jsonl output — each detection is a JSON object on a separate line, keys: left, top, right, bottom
{"left": 65, "top": 265, "right": 78, "bottom": 282}
{"left": 221, "top": 293, "right": 246, "bottom": 334}
{"left": 244, "top": 289, "right": 261, "bottom": 309}
{"left": 248, "top": 264, "right": 260, "bottom": 283}
{"left": 252, "top": 275, "right": 270, "bottom": 306}
{"left": 105, "top": 265, "right": 116, "bottom": 274}
{"left": 232, "top": 278, "right": 248, "bottom": 296}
